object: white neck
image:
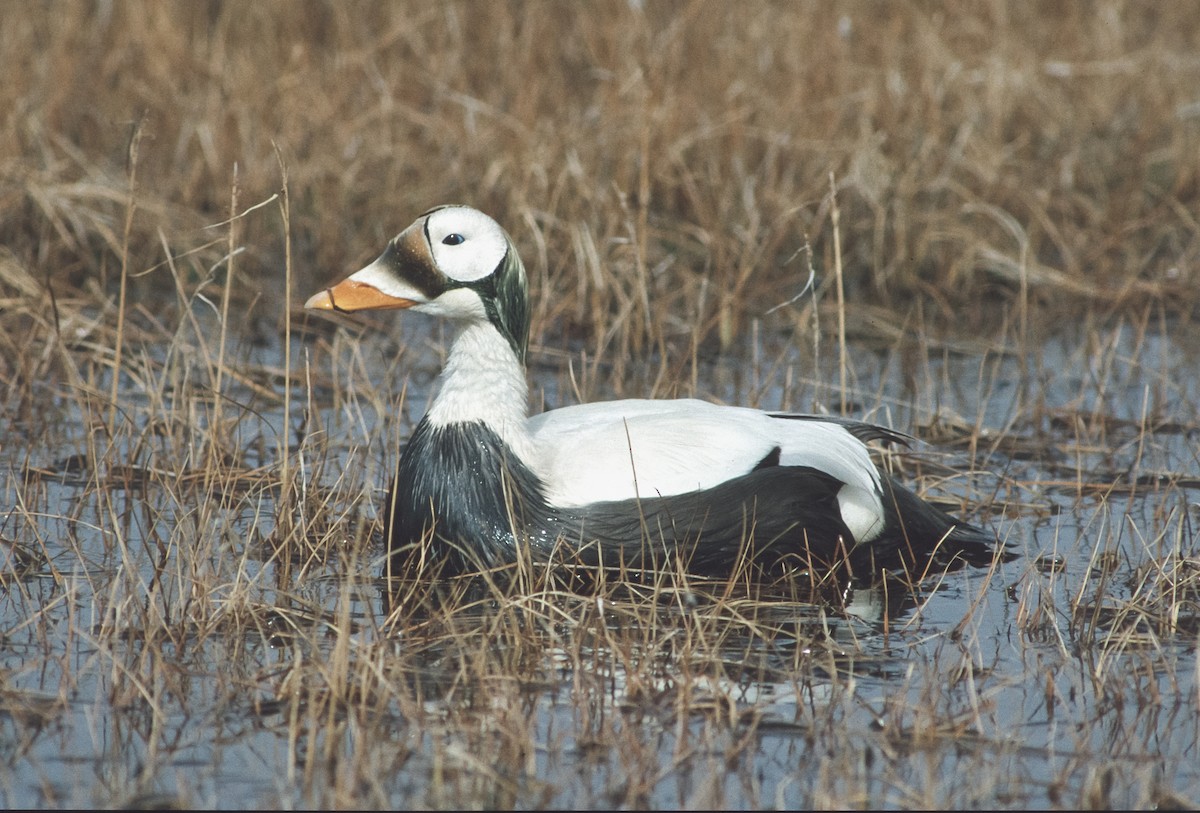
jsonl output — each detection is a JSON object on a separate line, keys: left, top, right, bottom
{"left": 424, "top": 321, "right": 536, "bottom": 462}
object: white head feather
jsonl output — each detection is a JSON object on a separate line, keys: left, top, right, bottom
{"left": 426, "top": 206, "right": 509, "bottom": 283}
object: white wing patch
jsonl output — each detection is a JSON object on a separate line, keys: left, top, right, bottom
{"left": 529, "top": 399, "right": 886, "bottom": 541}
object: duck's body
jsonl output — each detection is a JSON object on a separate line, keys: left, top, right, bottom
{"left": 306, "top": 205, "right": 1004, "bottom": 582}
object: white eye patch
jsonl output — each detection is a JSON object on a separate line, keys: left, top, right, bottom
{"left": 427, "top": 207, "right": 509, "bottom": 283}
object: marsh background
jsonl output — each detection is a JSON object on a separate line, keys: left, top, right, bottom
{"left": 1, "top": 2, "right": 1198, "bottom": 808}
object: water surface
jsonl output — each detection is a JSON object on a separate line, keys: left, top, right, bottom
{"left": 1, "top": 311, "right": 1197, "bottom": 808}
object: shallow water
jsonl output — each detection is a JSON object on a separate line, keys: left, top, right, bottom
{"left": 1, "top": 311, "right": 1198, "bottom": 808}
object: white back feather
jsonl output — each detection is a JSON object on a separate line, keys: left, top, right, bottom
{"left": 529, "top": 398, "right": 885, "bottom": 540}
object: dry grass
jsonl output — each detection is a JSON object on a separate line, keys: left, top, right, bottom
{"left": 4, "top": 2, "right": 1200, "bottom": 360}
{"left": 1, "top": 1, "right": 1199, "bottom": 809}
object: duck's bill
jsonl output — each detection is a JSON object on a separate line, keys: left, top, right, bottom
{"left": 304, "top": 279, "right": 417, "bottom": 312}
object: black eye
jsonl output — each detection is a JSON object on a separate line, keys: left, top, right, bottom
{"left": 442, "top": 233, "right": 465, "bottom": 246}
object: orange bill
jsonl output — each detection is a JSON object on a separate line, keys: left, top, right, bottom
{"left": 304, "top": 279, "right": 417, "bottom": 312}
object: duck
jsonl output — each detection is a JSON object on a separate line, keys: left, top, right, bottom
{"left": 305, "top": 204, "right": 1006, "bottom": 584}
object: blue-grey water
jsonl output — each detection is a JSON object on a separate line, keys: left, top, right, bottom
{"left": 1, "top": 308, "right": 1197, "bottom": 808}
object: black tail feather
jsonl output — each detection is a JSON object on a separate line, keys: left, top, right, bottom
{"left": 857, "top": 474, "right": 1015, "bottom": 576}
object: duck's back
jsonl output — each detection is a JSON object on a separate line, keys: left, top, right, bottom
{"left": 529, "top": 399, "right": 883, "bottom": 513}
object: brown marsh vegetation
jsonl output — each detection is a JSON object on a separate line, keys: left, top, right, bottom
{"left": 1, "top": 1, "right": 1198, "bottom": 808}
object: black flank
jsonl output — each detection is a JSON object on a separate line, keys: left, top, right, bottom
{"left": 385, "top": 420, "right": 1006, "bottom": 582}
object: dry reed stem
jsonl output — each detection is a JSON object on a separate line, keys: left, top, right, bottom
{"left": 3, "top": 3, "right": 1199, "bottom": 360}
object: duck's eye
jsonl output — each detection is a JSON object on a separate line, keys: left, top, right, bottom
{"left": 441, "top": 233, "right": 465, "bottom": 246}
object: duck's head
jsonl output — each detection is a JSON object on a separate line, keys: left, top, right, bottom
{"left": 305, "top": 205, "right": 530, "bottom": 360}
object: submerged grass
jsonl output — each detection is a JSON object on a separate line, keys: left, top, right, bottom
{"left": 1, "top": 1, "right": 1199, "bottom": 808}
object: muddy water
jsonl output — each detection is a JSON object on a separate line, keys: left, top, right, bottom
{"left": 1, "top": 314, "right": 1197, "bottom": 808}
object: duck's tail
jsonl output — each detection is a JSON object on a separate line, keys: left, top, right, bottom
{"left": 854, "top": 475, "right": 1016, "bottom": 578}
